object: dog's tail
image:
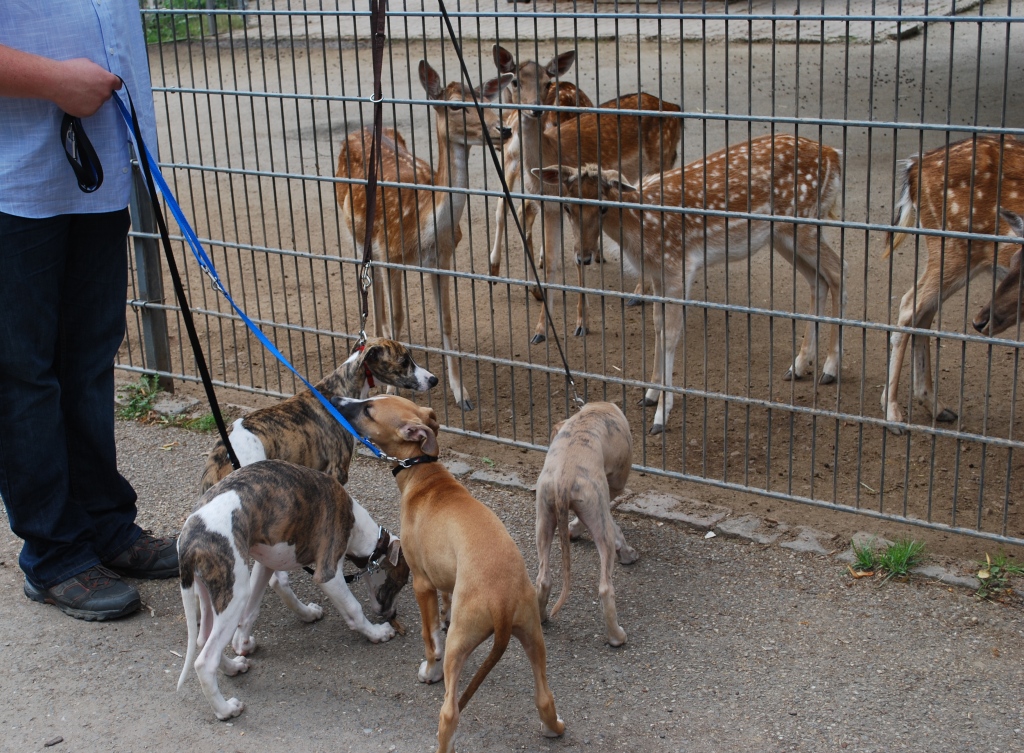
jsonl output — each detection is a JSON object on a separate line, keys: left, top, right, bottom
{"left": 457, "top": 626, "right": 512, "bottom": 711}
{"left": 177, "top": 544, "right": 198, "bottom": 691}
{"left": 199, "top": 442, "right": 229, "bottom": 493}
{"left": 548, "top": 501, "right": 573, "bottom": 619}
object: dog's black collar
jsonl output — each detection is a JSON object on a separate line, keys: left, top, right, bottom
{"left": 304, "top": 526, "right": 393, "bottom": 582}
{"left": 392, "top": 455, "right": 439, "bottom": 477}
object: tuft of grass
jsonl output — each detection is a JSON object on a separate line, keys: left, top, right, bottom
{"left": 116, "top": 374, "right": 160, "bottom": 421}
{"left": 976, "top": 553, "right": 1024, "bottom": 601}
{"left": 876, "top": 538, "right": 926, "bottom": 582}
{"left": 851, "top": 537, "right": 881, "bottom": 572}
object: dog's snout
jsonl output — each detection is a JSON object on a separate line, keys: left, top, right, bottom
{"left": 428, "top": 374, "right": 440, "bottom": 388}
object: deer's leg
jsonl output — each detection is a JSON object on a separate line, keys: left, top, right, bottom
{"left": 649, "top": 300, "right": 685, "bottom": 435}
{"left": 431, "top": 261, "right": 472, "bottom": 411}
{"left": 783, "top": 227, "right": 845, "bottom": 384}
{"left": 489, "top": 160, "right": 520, "bottom": 277}
{"left": 574, "top": 238, "right": 588, "bottom": 337}
{"left": 532, "top": 205, "right": 562, "bottom": 344}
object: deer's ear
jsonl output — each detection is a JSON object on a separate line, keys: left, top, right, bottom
{"left": 419, "top": 60, "right": 443, "bottom": 100}
{"left": 601, "top": 170, "right": 638, "bottom": 198}
{"left": 546, "top": 50, "right": 577, "bottom": 78}
{"left": 1000, "top": 208, "right": 1024, "bottom": 238}
{"left": 481, "top": 73, "right": 514, "bottom": 101}
{"left": 493, "top": 45, "right": 517, "bottom": 74}
{"left": 532, "top": 165, "right": 577, "bottom": 187}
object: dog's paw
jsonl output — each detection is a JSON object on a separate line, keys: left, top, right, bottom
{"left": 418, "top": 659, "right": 444, "bottom": 684}
{"left": 216, "top": 697, "right": 245, "bottom": 721}
{"left": 231, "top": 632, "right": 257, "bottom": 656}
{"left": 224, "top": 656, "right": 250, "bottom": 676}
{"left": 297, "top": 602, "right": 324, "bottom": 623}
{"left": 607, "top": 627, "right": 627, "bottom": 647}
{"left": 367, "top": 622, "right": 395, "bottom": 644}
{"left": 617, "top": 546, "right": 639, "bottom": 565}
{"left": 542, "top": 716, "right": 566, "bottom": 737}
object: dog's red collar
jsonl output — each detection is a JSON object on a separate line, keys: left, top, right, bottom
{"left": 353, "top": 344, "right": 375, "bottom": 389}
{"left": 392, "top": 455, "right": 439, "bottom": 477}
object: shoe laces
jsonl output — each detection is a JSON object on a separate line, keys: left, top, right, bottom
{"left": 81, "top": 565, "right": 121, "bottom": 589}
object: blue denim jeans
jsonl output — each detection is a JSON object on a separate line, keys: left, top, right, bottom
{"left": 0, "top": 210, "right": 141, "bottom": 588}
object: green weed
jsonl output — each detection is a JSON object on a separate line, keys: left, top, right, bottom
{"left": 976, "top": 553, "right": 1024, "bottom": 601}
{"left": 877, "top": 539, "right": 926, "bottom": 582}
{"left": 851, "top": 538, "right": 881, "bottom": 572}
{"left": 142, "top": 1, "right": 245, "bottom": 45}
{"left": 116, "top": 374, "right": 160, "bottom": 421}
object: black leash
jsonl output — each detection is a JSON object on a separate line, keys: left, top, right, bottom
{"left": 435, "top": 0, "right": 582, "bottom": 407}
{"left": 357, "top": 0, "right": 389, "bottom": 345}
{"left": 116, "top": 83, "right": 241, "bottom": 470}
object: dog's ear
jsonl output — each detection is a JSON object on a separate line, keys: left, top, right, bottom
{"left": 550, "top": 418, "right": 568, "bottom": 442}
{"left": 419, "top": 406, "right": 440, "bottom": 437}
{"left": 387, "top": 536, "right": 402, "bottom": 567}
{"left": 399, "top": 422, "right": 439, "bottom": 456}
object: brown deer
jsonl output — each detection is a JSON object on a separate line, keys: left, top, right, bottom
{"left": 536, "top": 133, "right": 845, "bottom": 434}
{"left": 528, "top": 92, "right": 683, "bottom": 342}
{"left": 336, "top": 61, "right": 512, "bottom": 411}
{"left": 882, "top": 135, "right": 1024, "bottom": 434}
{"left": 973, "top": 208, "right": 1024, "bottom": 336}
{"left": 488, "top": 45, "right": 593, "bottom": 277}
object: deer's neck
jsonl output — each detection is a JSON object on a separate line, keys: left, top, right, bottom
{"left": 431, "top": 118, "right": 471, "bottom": 225}
{"left": 605, "top": 201, "right": 644, "bottom": 255}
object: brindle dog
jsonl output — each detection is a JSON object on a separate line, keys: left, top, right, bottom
{"left": 198, "top": 337, "right": 434, "bottom": 649}
{"left": 177, "top": 460, "right": 409, "bottom": 721}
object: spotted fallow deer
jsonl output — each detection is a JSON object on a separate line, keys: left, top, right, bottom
{"left": 336, "top": 61, "right": 512, "bottom": 411}
{"left": 973, "top": 208, "right": 1024, "bottom": 336}
{"left": 488, "top": 45, "right": 594, "bottom": 277}
{"left": 536, "top": 133, "right": 845, "bottom": 434}
{"left": 528, "top": 92, "right": 683, "bottom": 343}
{"left": 882, "top": 135, "right": 1024, "bottom": 434}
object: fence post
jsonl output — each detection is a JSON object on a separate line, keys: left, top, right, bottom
{"left": 128, "top": 161, "right": 174, "bottom": 394}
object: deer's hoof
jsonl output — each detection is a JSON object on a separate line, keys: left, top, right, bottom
{"left": 531, "top": 333, "right": 546, "bottom": 345}
{"left": 936, "top": 408, "right": 957, "bottom": 423}
{"left": 625, "top": 297, "right": 644, "bottom": 308}
{"left": 638, "top": 395, "right": 658, "bottom": 407}
{"left": 818, "top": 372, "right": 836, "bottom": 386}
{"left": 574, "top": 326, "right": 587, "bottom": 337}
{"left": 649, "top": 423, "right": 665, "bottom": 436}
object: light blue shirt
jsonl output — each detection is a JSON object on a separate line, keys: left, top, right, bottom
{"left": 0, "top": 0, "right": 158, "bottom": 218}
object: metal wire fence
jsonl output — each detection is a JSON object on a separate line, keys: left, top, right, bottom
{"left": 120, "top": 1, "right": 1024, "bottom": 546}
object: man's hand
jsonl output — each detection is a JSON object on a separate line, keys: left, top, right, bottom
{"left": 0, "top": 46, "right": 120, "bottom": 117}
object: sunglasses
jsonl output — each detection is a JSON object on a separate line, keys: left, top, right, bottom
{"left": 61, "top": 113, "right": 104, "bottom": 193}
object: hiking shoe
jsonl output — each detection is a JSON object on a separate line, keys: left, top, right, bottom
{"left": 103, "top": 531, "right": 179, "bottom": 579}
{"left": 24, "top": 566, "right": 141, "bottom": 621}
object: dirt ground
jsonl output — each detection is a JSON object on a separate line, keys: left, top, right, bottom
{"left": 123, "top": 8, "right": 1024, "bottom": 562}
{"left": 1, "top": 420, "right": 1023, "bottom": 753}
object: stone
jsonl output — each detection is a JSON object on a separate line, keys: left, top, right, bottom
{"left": 780, "top": 526, "right": 838, "bottom": 556}
{"left": 619, "top": 492, "right": 731, "bottom": 531}
{"left": 151, "top": 395, "right": 200, "bottom": 416}
{"left": 443, "top": 460, "right": 473, "bottom": 477}
{"left": 912, "top": 565, "right": 981, "bottom": 591}
{"left": 469, "top": 469, "right": 534, "bottom": 491}
{"left": 715, "top": 514, "right": 789, "bottom": 545}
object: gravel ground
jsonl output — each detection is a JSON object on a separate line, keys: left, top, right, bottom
{"left": 1, "top": 419, "right": 1023, "bottom": 753}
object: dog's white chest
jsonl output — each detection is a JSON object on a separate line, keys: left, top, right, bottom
{"left": 250, "top": 543, "right": 301, "bottom": 571}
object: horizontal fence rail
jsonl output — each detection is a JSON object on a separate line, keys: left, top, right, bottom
{"left": 122, "top": 1, "right": 1024, "bottom": 546}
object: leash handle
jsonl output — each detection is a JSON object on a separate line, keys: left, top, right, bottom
{"left": 113, "top": 85, "right": 387, "bottom": 462}
{"left": 358, "top": 0, "right": 389, "bottom": 345}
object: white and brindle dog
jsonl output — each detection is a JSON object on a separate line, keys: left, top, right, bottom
{"left": 177, "top": 460, "right": 409, "bottom": 720}
{"left": 333, "top": 394, "right": 565, "bottom": 753}
{"left": 535, "top": 401, "right": 637, "bottom": 647}
{"left": 198, "top": 337, "right": 434, "bottom": 653}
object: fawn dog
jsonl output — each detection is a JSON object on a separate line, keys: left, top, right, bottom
{"left": 535, "top": 401, "right": 636, "bottom": 647}
{"left": 333, "top": 394, "right": 565, "bottom": 753}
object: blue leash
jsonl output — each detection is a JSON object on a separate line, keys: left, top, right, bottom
{"left": 112, "top": 88, "right": 386, "bottom": 462}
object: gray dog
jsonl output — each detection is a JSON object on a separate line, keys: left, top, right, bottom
{"left": 534, "top": 401, "right": 637, "bottom": 646}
